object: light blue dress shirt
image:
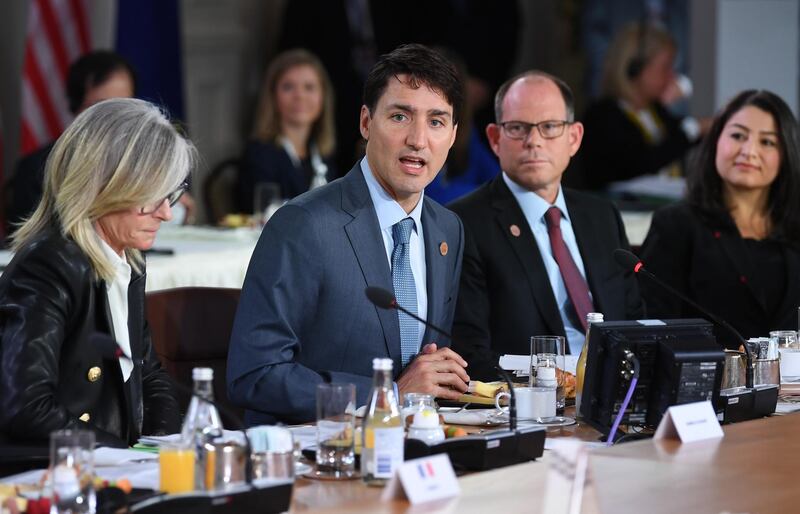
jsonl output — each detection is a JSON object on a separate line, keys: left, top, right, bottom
{"left": 502, "top": 173, "right": 592, "bottom": 355}
{"left": 361, "top": 158, "right": 427, "bottom": 351}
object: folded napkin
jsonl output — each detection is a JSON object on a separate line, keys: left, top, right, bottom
{"left": 440, "top": 409, "right": 506, "bottom": 426}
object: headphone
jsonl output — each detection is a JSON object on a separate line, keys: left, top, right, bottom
{"left": 625, "top": 20, "right": 649, "bottom": 80}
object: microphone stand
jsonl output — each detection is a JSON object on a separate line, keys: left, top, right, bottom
{"left": 389, "top": 299, "right": 454, "bottom": 341}
{"left": 365, "top": 288, "right": 519, "bottom": 431}
{"left": 614, "top": 250, "right": 755, "bottom": 388}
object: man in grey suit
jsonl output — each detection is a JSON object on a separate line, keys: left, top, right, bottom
{"left": 227, "top": 44, "right": 470, "bottom": 425}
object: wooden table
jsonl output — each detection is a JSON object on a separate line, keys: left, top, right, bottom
{"left": 289, "top": 408, "right": 602, "bottom": 513}
{"left": 288, "top": 411, "right": 800, "bottom": 513}
{"left": 589, "top": 412, "right": 800, "bottom": 513}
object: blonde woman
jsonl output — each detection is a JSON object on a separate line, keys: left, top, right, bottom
{"left": 581, "top": 22, "right": 702, "bottom": 190}
{"left": 0, "top": 98, "right": 193, "bottom": 447}
{"left": 238, "top": 49, "right": 337, "bottom": 212}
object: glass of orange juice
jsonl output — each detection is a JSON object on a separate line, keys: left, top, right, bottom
{"left": 159, "top": 443, "right": 195, "bottom": 494}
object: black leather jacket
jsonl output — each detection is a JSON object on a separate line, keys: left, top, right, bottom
{"left": 0, "top": 227, "right": 180, "bottom": 447}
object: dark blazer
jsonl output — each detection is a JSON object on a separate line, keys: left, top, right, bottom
{"left": 580, "top": 98, "right": 691, "bottom": 190}
{"left": 448, "top": 176, "right": 644, "bottom": 380}
{"left": 238, "top": 140, "right": 337, "bottom": 212}
{"left": 227, "top": 163, "right": 464, "bottom": 425}
{"left": 0, "top": 228, "right": 180, "bottom": 447}
{"left": 639, "top": 202, "right": 800, "bottom": 342}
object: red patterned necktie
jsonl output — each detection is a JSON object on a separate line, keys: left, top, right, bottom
{"left": 544, "top": 206, "right": 594, "bottom": 332}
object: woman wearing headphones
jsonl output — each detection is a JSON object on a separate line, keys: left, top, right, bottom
{"left": 580, "top": 22, "right": 704, "bottom": 190}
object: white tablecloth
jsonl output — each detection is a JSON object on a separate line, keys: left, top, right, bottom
{"left": 0, "top": 226, "right": 261, "bottom": 293}
{"left": 0, "top": 214, "right": 651, "bottom": 291}
{"left": 145, "top": 226, "right": 260, "bottom": 292}
{"left": 619, "top": 211, "right": 653, "bottom": 247}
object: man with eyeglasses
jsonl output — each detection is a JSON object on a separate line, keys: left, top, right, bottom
{"left": 448, "top": 71, "right": 644, "bottom": 380}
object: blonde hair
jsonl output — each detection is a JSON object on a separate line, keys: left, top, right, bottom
{"left": 251, "top": 49, "right": 336, "bottom": 157}
{"left": 601, "top": 22, "right": 676, "bottom": 103}
{"left": 12, "top": 98, "right": 195, "bottom": 281}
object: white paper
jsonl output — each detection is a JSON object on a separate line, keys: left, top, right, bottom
{"left": 94, "top": 447, "right": 158, "bottom": 466}
{"left": 381, "top": 454, "right": 460, "bottom": 505}
{"left": 654, "top": 401, "right": 724, "bottom": 443}
{"left": 287, "top": 425, "right": 318, "bottom": 450}
{"left": 499, "top": 354, "right": 531, "bottom": 371}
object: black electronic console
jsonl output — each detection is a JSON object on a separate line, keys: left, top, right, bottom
{"left": 404, "top": 425, "right": 546, "bottom": 471}
{"left": 581, "top": 319, "right": 725, "bottom": 437}
{"left": 130, "top": 480, "right": 293, "bottom": 514}
{"left": 718, "top": 384, "right": 779, "bottom": 423}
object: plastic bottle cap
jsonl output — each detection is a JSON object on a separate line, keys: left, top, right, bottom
{"left": 192, "top": 367, "right": 214, "bottom": 380}
{"left": 372, "top": 358, "right": 393, "bottom": 371}
{"left": 587, "top": 312, "right": 604, "bottom": 323}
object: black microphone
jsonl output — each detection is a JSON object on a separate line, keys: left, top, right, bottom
{"left": 365, "top": 287, "right": 521, "bottom": 429}
{"left": 365, "top": 286, "right": 453, "bottom": 340}
{"left": 613, "top": 248, "right": 755, "bottom": 387}
{"left": 91, "top": 332, "right": 254, "bottom": 484}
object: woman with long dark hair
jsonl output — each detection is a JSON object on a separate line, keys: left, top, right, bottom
{"left": 640, "top": 90, "right": 800, "bottom": 342}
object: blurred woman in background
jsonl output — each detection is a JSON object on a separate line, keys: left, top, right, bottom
{"left": 640, "top": 90, "right": 800, "bottom": 342}
{"left": 0, "top": 98, "right": 191, "bottom": 446}
{"left": 238, "top": 49, "right": 336, "bottom": 212}
{"left": 580, "top": 22, "right": 702, "bottom": 190}
{"left": 425, "top": 48, "right": 498, "bottom": 205}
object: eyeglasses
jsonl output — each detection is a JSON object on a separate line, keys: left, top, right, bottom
{"left": 499, "top": 120, "right": 571, "bottom": 140}
{"left": 139, "top": 182, "right": 188, "bottom": 215}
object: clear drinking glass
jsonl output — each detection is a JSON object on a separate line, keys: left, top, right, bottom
{"left": 770, "top": 330, "right": 798, "bottom": 349}
{"left": 314, "top": 383, "right": 357, "bottom": 479}
{"left": 49, "top": 430, "right": 96, "bottom": 513}
{"left": 775, "top": 330, "right": 800, "bottom": 382}
{"left": 253, "top": 182, "right": 282, "bottom": 225}
{"left": 159, "top": 442, "right": 196, "bottom": 493}
{"left": 531, "top": 335, "right": 566, "bottom": 409}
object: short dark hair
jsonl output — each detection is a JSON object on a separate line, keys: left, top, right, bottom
{"left": 362, "top": 44, "right": 463, "bottom": 125}
{"left": 66, "top": 51, "right": 136, "bottom": 114}
{"left": 688, "top": 89, "right": 800, "bottom": 242}
{"left": 493, "top": 70, "right": 576, "bottom": 123}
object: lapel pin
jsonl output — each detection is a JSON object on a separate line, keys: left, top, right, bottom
{"left": 439, "top": 242, "right": 448, "bottom": 256}
{"left": 510, "top": 224, "right": 521, "bottom": 237}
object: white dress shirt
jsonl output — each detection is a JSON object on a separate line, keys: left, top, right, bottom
{"left": 503, "top": 173, "right": 592, "bottom": 354}
{"left": 361, "top": 158, "right": 427, "bottom": 351}
{"left": 98, "top": 239, "right": 133, "bottom": 381}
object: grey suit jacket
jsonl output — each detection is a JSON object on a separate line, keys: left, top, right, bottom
{"left": 227, "top": 163, "right": 464, "bottom": 424}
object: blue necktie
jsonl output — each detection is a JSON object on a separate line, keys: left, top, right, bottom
{"left": 391, "top": 218, "right": 418, "bottom": 366}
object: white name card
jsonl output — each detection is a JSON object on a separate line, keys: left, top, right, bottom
{"left": 381, "top": 454, "right": 460, "bottom": 505}
{"left": 654, "top": 401, "right": 724, "bottom": 443}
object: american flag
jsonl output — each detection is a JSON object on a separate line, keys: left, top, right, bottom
{"left": 19, "top": 0, "right": 91, "bottom": 157}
